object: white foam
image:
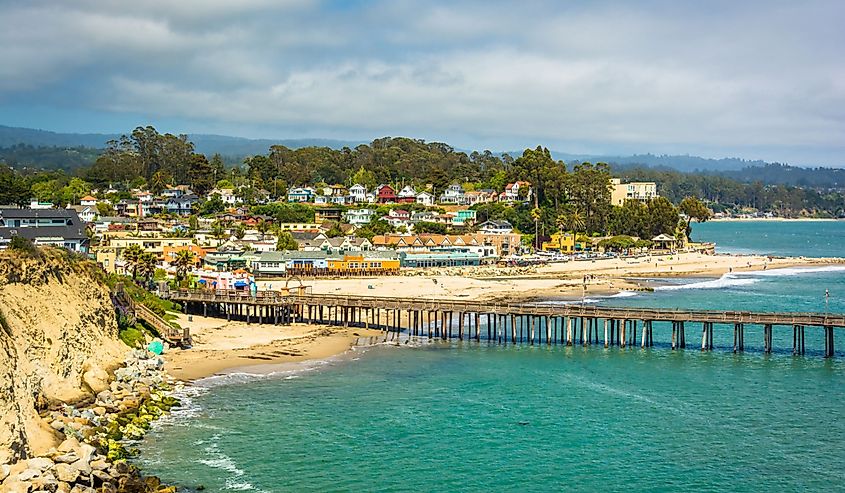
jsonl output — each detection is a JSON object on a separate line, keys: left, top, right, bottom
{"left": 607, "top": 290, "right": 639, "bottom": 298}
{"left": 735, "top": 265, "right": 845, "bottom": 277}
{"left": 654, "top": 274, "right": 758, "bottom": 291}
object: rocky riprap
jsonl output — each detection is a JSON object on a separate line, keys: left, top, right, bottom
{"left": 1, "top": 348, "right": 182, "bottom": 493}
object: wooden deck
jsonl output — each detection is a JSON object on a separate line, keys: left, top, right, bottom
{"left": 164, "top": 289, "right": 845, "bottom": 328}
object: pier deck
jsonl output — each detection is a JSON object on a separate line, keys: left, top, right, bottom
{"left": 163, "top": 289, "right": 843, "bottom": 357}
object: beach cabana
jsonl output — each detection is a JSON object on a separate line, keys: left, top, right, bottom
{"left": 651, "top": 234, "right": 678, "bottom": 250}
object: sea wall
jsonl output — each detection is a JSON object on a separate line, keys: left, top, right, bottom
{"left": 0, "top": 250, "right": 125, "bottom": 464}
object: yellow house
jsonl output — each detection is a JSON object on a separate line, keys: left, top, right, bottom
{"left": 542, "top": 233, "right": 577, "bottom": 253}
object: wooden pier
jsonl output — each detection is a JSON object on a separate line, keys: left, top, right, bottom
{"left": 163, "top": 289, "right": 844, "bottom": 358}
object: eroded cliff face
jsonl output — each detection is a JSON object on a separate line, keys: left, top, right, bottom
{"left": 0, "top": 250, "right": 124, "bottom": 464}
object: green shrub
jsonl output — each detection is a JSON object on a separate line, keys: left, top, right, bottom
{"left": 118, "top": 326, "right": 146, "bottom": 348}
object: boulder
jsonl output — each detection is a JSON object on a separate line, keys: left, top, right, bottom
{"left": 78, "top": 444, "right": 96, "bottom": 464}
{"left": 27, "top": 457, "right": 54, "bottom": 471}
{"left": 53, "top": 453, "right": 79, "bottom": 464}
{"left": 90, "top": 459, "right": 108, "bottom": 472}
{"left": 1, "top": 479, "right": 32, "bottom": 493}
{"left": 0, "top": 464, "right": 10, "bottom": 482}
{"left": 17, "top": 467, "right": 42, "bottom": 481}
{"left": 82, "top": 365, "right": 110, "bottom": 394}
{"left": 30, "top": 471, "right": 59, "bottom": 492}
{"left": 54, "top": 463, "right": 79, "bottom": 483}
{"left": 70, "top": 458, "right": 91, "bottom": 476}
{"left": 57, "top": 438, "right": 80, "bottom": 454}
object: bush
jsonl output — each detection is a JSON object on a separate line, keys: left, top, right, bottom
{"left": 118, "top": 326, "right": 146, "bottom": 348}
{"left": 8, "top": 235, "right": 40, "bottom": 257}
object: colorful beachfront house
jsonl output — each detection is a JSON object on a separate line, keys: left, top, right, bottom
{"left": 439, "top": 183, "right": 465, "bottom": 204}
{"left": 416, "top": 191, "right": 435, "bottom": 206}
{"left": 349, "top": 184, "right": 368, "bottom": 203}
{"left": 376, "top": 185, "right": 397, "bottom": 204}
{"left": 164, "top": 194, "right": 199, "bottom": 216}
{"left": 541, "top": 232, "right": 582, "bottom": 253}
{"left": 452, "top": 209, "right": 477, "bottom": 226}
{"left": 287, "top": 187, "right": 315, "bottom": 203}
{"left": 399, "top": 249, "right": 483, "bottom": 268}
{"left": 384, "top": 209, "right": 412, "bottom": 230}
{"left": 162, "top": 244, "right": 207, "bottom": 267}
{"left": 345, "top": 208, "right": 375, "bottom": 226}
{"left": 323, "top": 184, "right": 347, "bottom": 197}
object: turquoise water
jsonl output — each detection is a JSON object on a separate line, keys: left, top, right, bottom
{"left": 136, "top": 221, "right": 845, "bottom": 492}
{"left": 692, "top": 219, "right": 845, "bottom": 257}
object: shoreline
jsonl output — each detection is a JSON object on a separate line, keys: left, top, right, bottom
{"left": 163, "top": 314, "right": 384, "bottom": 381}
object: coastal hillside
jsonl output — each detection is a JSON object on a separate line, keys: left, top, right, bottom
{"left": 0, "top": 249, "right": 124, "bottom": 464}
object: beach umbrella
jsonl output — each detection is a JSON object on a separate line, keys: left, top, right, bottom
{"left": 147, "top": 340, "right": 164, "bottom": 355}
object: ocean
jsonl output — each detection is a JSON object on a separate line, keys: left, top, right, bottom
{"left": 136, "top": 220, "right": 845, "bottom": 492}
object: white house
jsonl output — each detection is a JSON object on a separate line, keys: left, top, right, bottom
{"left": 349, "top": 184, "right": 368, "bottom": 203}
{"left": 477, "top": 220, "right": 514, "bottom": 235}
{"left": 67, "top": 205, "right": 97, "bottom": 223}
{"left": 501, "top": 181, "right": 531, "bottom": 203}
{"left": 288, "top": 187, "right": 316, "bottom": 203}
{"left": 416, "top": 191, "right": 434, "bottom": 206}
{"left": 80, "top": 195, "right": 98, "bottom": 206}
{"left": 345, "top": 208, "right": 375, "bottom": 226}
{"left": 398, "top": 185, "right": 417, "bottom": 199}
{"left": 208, "top": 188, "right": 239, "bottom": 205}
{"left": 439, "top": 184, "right": 465, "bottom": 204}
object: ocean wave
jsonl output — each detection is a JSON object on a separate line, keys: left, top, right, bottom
{"left": 198, "top": 442, "right": 268, "bottom": 492}
{"left": 607, "top": 290, "right": 639, "bottom": 298}
{"left": 735, "top": 265, "right": 845, "bottom": 277}
{"left": 654, "top": 274, "right": 758, "bottom": 291}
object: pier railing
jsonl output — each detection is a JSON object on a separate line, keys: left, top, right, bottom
{"left": 162, "top": 289, "right": 845, "bottom": 328}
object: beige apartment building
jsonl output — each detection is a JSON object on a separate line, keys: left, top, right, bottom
{"left": 610, "top": 179, "right": 658, "bottom": 206}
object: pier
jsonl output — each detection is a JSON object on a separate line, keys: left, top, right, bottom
{"left": 163, "top": 289, "right": 844, "bottom": 358}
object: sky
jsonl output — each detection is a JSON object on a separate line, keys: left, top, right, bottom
{"left": 1, "top": 0, "right": 844, "bottom": 166}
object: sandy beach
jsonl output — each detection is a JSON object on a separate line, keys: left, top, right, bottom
{"left": 264, "top": 251, "right": 844, "bottom": 302}
{"left": 163, "top": 313, "right": 383, "bottom": 381}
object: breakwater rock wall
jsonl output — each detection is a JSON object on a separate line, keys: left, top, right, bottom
{"left": 0, "top": 250, "right": 125, "bottom": 464}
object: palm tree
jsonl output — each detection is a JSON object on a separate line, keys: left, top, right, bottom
{"left": 136, "top": 252, "right": 158, "bottom": 286}
{"left": 211, "top": 221, "right": 228, "bottom": 243}
{"left": 558, "top": 209, "right": 585, "bottom": 234}
{"left": 256, "top": 219, "right": 270, "bottom": 240}
{"left": 122, "top": 244, "right": 144, "bottom": 279}
{"left": 171, "top": 250, "right": 196, "bottom": 282}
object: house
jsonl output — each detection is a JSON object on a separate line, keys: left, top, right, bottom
{"left": 411, "top": 211, "right": 436, "bottom": 223}
{"left": 325, "top": 236, "right": 373, "bottom": 254}
{"left": 439, "top": 184, "right": 465, "bottom": 204}
{"left": 349, "top": 184, "right": 368, "bottom": 203}
{"left": 116, "top": 199, "right": 141, "bottom": 217}
{"left": 80, "top": 195, "right": 98, "bottom": 206}
{"left": 610, "top": 179, "right": 658, "bottom": 206}
{"left": 416, "top": 191, "right": 434, "bottom": 207}
{"left": 376, "top": 185, "right": 397, "bottom": 204}
{"left": 397, "top": 185, "right": 418, "bottom": 203}
{"left": 29, "top": 198, "right": 54, "bottom": 209}
{"left": 384, "top": 209, "right": 412, "bottom": 229}
{"left": 208, "top": 188, "right": 238, "bottom": 205}
{"left": 134, "top": 191, "right": 154, "bottom": 203}
{"left": 165, "top": 194, "right": 198, "bottom": 216}
{"left": 0, "top": 208, "right": 89, "bottom": 253}
{"left": 463, "top": 191, "right": 492, "bottom": 206}
{"left": 314, "top": 208, "right": 343, "bottom": 223}
{"left": 501, "top": 181, "right": 531, "bottom": 203}
{"left": 161, "top": 188, "right": 187, "bottom": 199}
{"left": 323, "top": 184, "right": 347, "bottom": 197}
{"left": 452, "top": 209, "right": 477, "bottom": 226}
{"left": 541, "top": 232, "right": 579, "bottom": 253}
{"left": 345, "top": 208, "right": 375, "bottom": 226}
{"left": 477, "top": 220, "right": 514, "bottom": 235}
{"left": 67, "top": 205, "right": 97, "bottom": 223}
{"left": 400, "top": 250, "right": 483, "bottom": 268}
{"left": 162, "top": 244, "right": 207, "bottom": 267}
{"left": 287, "top": 187, "right": 315, "bottom": 203}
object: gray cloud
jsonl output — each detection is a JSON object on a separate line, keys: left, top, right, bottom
{"left": 0, "top": 0, "right": 843, "bottom": 165}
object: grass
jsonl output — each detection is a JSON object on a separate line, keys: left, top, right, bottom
{"left": 118, "top": 326, "right": 146, "bottom": 348}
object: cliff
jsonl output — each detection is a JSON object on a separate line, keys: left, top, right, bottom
{"left": 0, "top": 249, "right": 125, "bottom": 464}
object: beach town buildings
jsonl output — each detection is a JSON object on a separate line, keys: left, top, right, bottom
{"left": 501, "top": 181, "right": 532, "bottom": 203}
{"left": 477, "top": 220, "right": 514, "bottom": 235}
{"left": 397, "top": 186, "right": 418, "bottom": 203}
{"left": 610, "top": 179, "right": 658, "bottom": 206}
{"left": 376, "top": 185, "right": 398, "bottom": 203}
{"left": 0, "top": 208, "right": 89, "bottom": 253}
{"left": 349, "top": 184, "right": 368, "bottom": 203}
{"left": 67, "top": 204, "right": 98, "bottom": 223}
{"left": 287, "top": 187, "right": 316, "bottom": 203}
{"left": 345, "top": 208, "right": 375, "bottom": 226}
{"left": 416, "top": 191, "right": 435, "bottom": 206}
{"left": 80, "top": 195, "right": 98, "bottom": 206}
{"left": 439, "top": 184, "right": 466, "bottom": 204}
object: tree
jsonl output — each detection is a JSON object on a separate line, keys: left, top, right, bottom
{"left": 350, "top": 166, "right": 377, "bottom": 189}
{"left": 171, "top": 250, "right": 195, "bottom": 282}
{"left": 198, "top": 194, "right": 225, "bottom": 216}
{"left": 568, "top": 162, "right": 612, "bottom": 233}
{"left": 0, "top": 167, "right": 31, "bottom": 207}
{"left": 188, "top": 215, "right": 199, "bottom": 231}
{"left": 59, "top": 177, "right": 91, "bottom": 205}
{"left": 150, "top": 170, "right": 172, "bottom": 195}
{"left": 233, "top": 223, "right": 246, "bottom": 240}
{"left": 136, "top": 252, "right": 158, "bottom": 285}
{"left": 646, "top": 197, "right": 680, "bottom": 237}
{"left": 557, "top": 208, "right": 585, "bottom": 233}
{"left": 679, "top": 196, "right": 712, "bottom": 237}
{"left": 414, "top": 221, "right": 448, "bottom": 234}
{"left": 276, "top": 231, "right": 299, "bottom": 251}
{"left": 187, "top": 153, "right": 215, "bottom": 196}
{"left": 211, "top": 221, "right": 228, "bottom": 242}
{"left": 354, "top": 219, "right": 394, "bottom": 240}
{"left": 325, "top": 225, "right": 344, "bottom": 238}
{"left": 256, "top": 219, "right": 271, "bottom": 240}
{"left": 122, "top": 244, "right": 144, "bottom": 279}
{"left": 96, "top": 202, "right": 116, "bottom": 217}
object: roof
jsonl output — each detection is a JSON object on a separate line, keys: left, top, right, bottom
{"left": 478, "top": 220, "right": 513, "bottom": 229}
{"left": 0, "top": 223, "right": 88, "bottom": 241}
{"left": 652, "top": 234, "right": 677, "bottom": 242}
{"left": 80, "top": 195, "right": 97, "bottom": 201}
{"left": 0, "top": 208, "right": 80, "bottom": 219}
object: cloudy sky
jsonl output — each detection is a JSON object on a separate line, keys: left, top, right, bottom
{"left": 1, "top": 0, "right": 843, "bottom": 165}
